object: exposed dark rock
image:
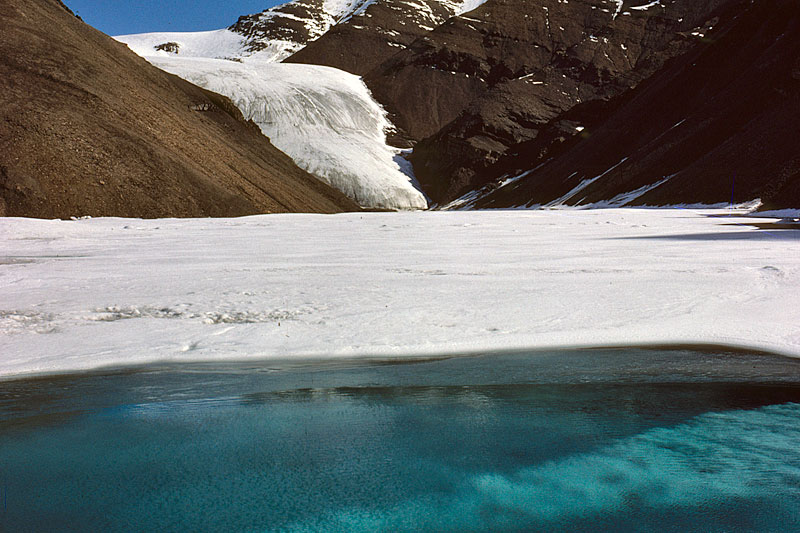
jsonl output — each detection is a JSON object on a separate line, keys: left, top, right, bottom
{"left": 230, "top": 0, "right": 331, "bottom": 54}
{"left": 389, "top": 0, "right": 738, "bottom": 204}
{"left": 155, "top": 42, "right": 180, "bottom": 54}
{"left": 468, "top": 0, "right": 800, "bottom": 210}
{"left": 282, "top": 0, "right": 797, "bottom": 208}
{"left": 285, "top": 0, "right": 462, "bottom": 75}
{"left": 0, "top": 0, "right": 359, "bottom": 218}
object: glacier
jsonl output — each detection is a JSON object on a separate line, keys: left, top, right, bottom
{"left": 147, "top": 56, "right": 427, "bottom": 209}
{"left": 2, "top": 208, "right": 799, "bottom": 379}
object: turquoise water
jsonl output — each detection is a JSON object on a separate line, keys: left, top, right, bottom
{"left": 1, "top": 348, "right": 800, "bottom": 531}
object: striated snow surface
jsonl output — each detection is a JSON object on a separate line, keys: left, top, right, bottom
{"left": 147, "top": 56, "right": 427, "bottom": 209}
{"left": 2, "top": 209, "right": 799, "bottom": 379}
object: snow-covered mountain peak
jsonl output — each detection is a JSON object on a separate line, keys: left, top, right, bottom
{"left": 116, "top": 0, "right": 489, "bottom": 63}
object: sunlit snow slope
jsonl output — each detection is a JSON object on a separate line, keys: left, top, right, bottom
{"left": 148, "top": 56, "right": 426, "bottom": 209}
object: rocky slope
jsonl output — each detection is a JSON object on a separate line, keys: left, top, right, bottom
{"left": 447, "top": 0, "right": 800, "bottom": 210}
{"left": 385, "top": 0, "right": 738, "bottom": 203}
{"left": 285, "top": 0, "right": 487, "bottom": 75}
{"left": 0, "top": 0, "right": 358, "bottom": 218}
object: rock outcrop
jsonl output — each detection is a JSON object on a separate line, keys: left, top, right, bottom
{"left": 285, "top": 0, "right": 480, "bottom": 75}
{"left": 465, "top": 0, "right": 800, "bottom": 210}
{"left": 390, "top": 0, "right": 738, "bottom": 203}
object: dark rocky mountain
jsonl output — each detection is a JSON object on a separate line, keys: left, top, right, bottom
{"left": 228, "top": 0, "right": 382, "bottom": 59}
{"left": 370, "top": 0, "right": 737, "bottom": 202}
{"left": 464, "top": 0, "right": 800, "bottom": 210}
{"left": 230, "top": 0, "right": 335, "bottom": 55}
{"left": 285, "top": 0, "right": 485, "bottom": 143}
{"left": 0, "top": 0, "right": 359, "bottom": 218}
{"left": 285, "top": 0, "right": 473, "bottom": 75}
{"left": 288, "top": 0, "right": 799, "bottom": 209}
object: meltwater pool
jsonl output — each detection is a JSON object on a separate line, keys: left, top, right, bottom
{"left": 1, "top": 348, "right": 800, "bottom": 531}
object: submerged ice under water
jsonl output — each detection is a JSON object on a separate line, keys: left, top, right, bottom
{"left": 1, "top": 348, "right": 800, "bottom": 531}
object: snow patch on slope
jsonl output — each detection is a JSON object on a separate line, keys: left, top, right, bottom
{"left": 589, "top": 175, "right": 674, "bottom": 208}
{"left": 546, "top": 158, "right": 628, "bottom": 207}
{"left": 149, "top": 56, "right": 427, "bottom": 209}
{"left": 451, "top": 0, "right": 490, "bottom": 15}
{"left": 327, "top": 0, "right": 378, "bottom": 22}
{"left": 630, "top": 0, "right": 662, "bottom": 11}
{"left": 115, "top": 0, "right": 361, "bottom": 62}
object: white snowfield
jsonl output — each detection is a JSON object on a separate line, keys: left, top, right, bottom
{"left": 147, "top": 57, "right": 427, "bottom": 210}
{"left": 1, "top": 209, "right": 799, "bottom": 379}
{"left": 114, "top": 29, "right": 248, "bottom": 60}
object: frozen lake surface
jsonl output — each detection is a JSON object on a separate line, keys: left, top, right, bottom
{"left": 2, "top": 208, "right": 799, "bottom": 379}
{"left": 1, "top": 348, "right": 800, "bottom": 531}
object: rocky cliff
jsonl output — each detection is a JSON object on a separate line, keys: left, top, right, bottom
{"left": 448, "top": 0, "right": 800, "bottom": 210}
{"left": 390, "top": 0, "right": 737, "bottom": 203}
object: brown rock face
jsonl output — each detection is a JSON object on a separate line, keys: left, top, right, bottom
{"left": 285, "top": 0, "right": 462, "bottom": 76}
{"left": 470, "top": 0, "right": 800, "bottom": 210}
{"left": 229, "top": 0, "right": 330, "bottom": 54}
{"left": 391, "top": 0, "right": 738, "bottom": 204}
{"left": 0, "top": 0, "right": 359, "bottom": 218}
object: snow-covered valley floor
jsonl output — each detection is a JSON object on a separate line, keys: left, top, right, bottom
{"left": 1, "top": 209, "right": 799, "bottom": 379}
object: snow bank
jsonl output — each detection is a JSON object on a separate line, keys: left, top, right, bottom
{"left": 2, "top": 209, "right": 799, "bottom": 379}
{"left": 146, "top": 57, "right": 426, "bottom": 209}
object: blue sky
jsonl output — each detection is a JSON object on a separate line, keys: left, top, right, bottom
{"left": 64, "top": 1, "right": 284, "bottom": 36}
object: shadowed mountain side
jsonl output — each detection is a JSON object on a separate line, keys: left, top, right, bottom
{"left": 396, "top": 0, "right": 739, "bottom": 204}
{"left": 471, "top": 0, "right": 800, "bottom": 210}
{"left": 0, "top": 0, "right": 359, "bottom": 218}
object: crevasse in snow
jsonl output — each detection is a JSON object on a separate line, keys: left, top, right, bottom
{"left": 149, "top": 56, "right": 428, "bottom": 209}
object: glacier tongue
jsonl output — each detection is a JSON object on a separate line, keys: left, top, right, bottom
{"left": 148, "top": 56, "right": 427, "bottom": 209}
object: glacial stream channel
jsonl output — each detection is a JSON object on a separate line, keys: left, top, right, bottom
{"left": 1, "top": 347, "right": 800, "bottom": 531}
